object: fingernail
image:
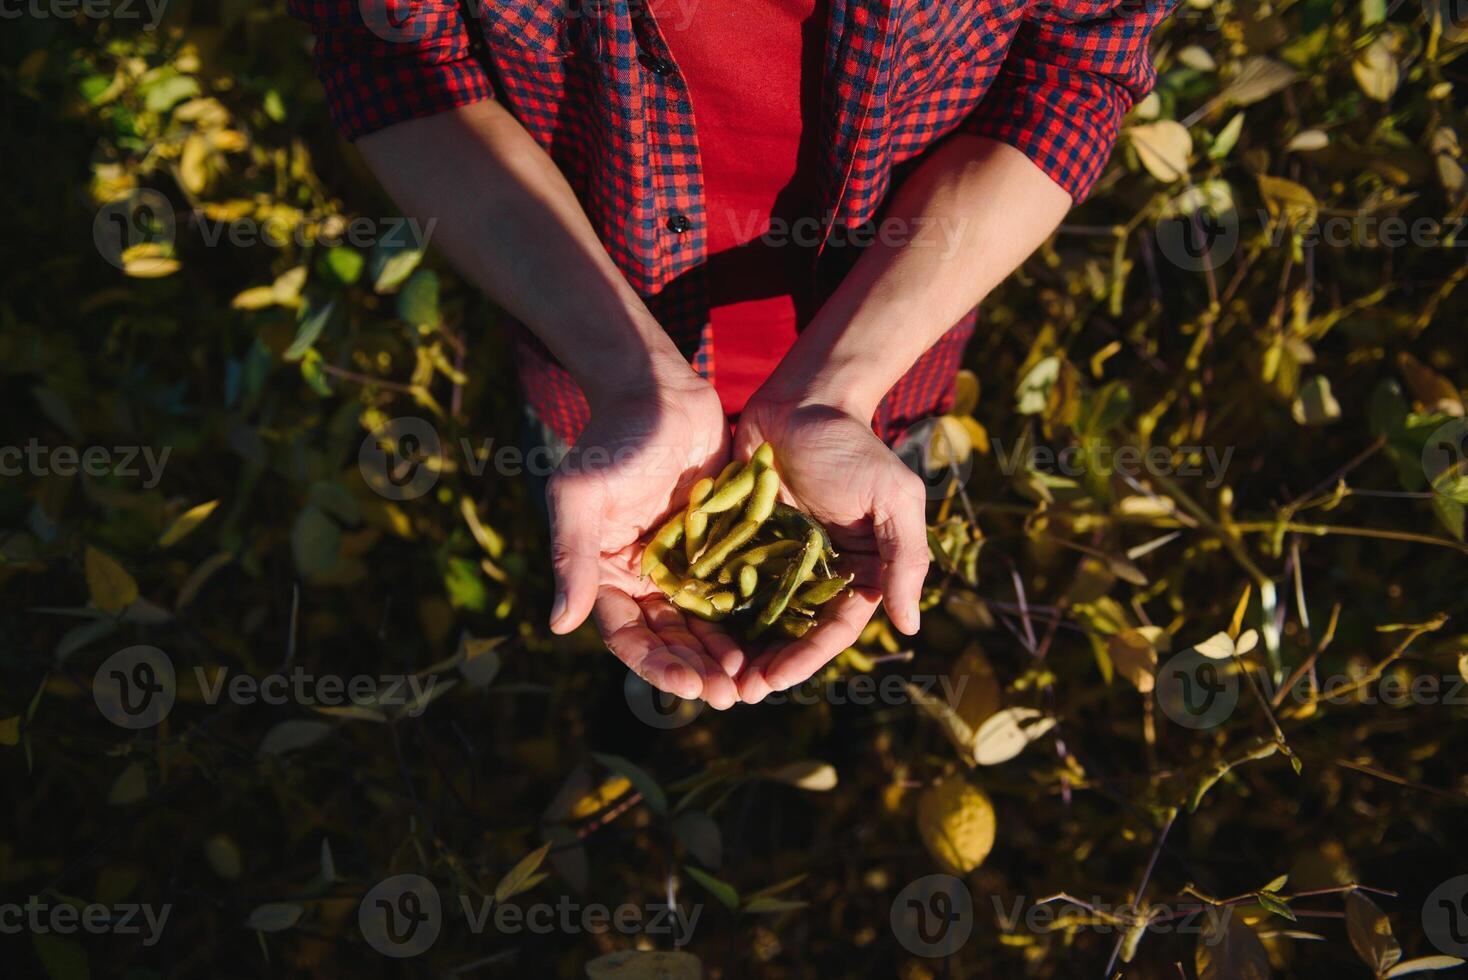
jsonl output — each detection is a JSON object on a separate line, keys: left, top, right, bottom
{"left": 549, "top": 592, "right": 567, "bottom": 628}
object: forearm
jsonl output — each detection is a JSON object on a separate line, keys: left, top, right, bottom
{"left": 757, "top": 135, "right": 1073, "bottom": 419}
{"left": 358, "top": 99, "right": 698, "bottom": 408}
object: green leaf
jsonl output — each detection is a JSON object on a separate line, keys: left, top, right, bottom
{"left": 257, "top": 720, "right": 333, "bottom": 758}
{"left": 1255, "top": 890, "right": 1297, "bottom": 921}
{"left": 684, "top": 865, "right": 739, "bottom": 910}
{"left": 672, "top": 809, "right": 722, "bottom": 868}
{"left": 1210, "top": 111, "right": 1245, "bottom": 160}
{"left": 291, "top": 505, "right": 341, "bottom": 577}
{"left": 247, "top": 903, "right": 303, "bottom": 932}
{"left": 33, "top": 933, "right": 89, "bottom": 980}
{"left": 1016, "top": 357, "right": 1060, "bottom": 415}
{"left": 1347, "top": 891, "right": 1402, "bottom": 975}
{"left": 396, "top": 269, "right": 440, "bottom": 328}
{"left": 284, "top": 298, "right": 335, "bottom": 362}
{"left": 370, "top": 234, "right": 425, "bottom": 293}
{"left": 317, "top": 246, "right": 363, "bottom": 285}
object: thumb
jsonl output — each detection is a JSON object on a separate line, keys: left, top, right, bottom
{"left": 546, "top": 475, "right": 603, "bottom": 634}
{"left": 872, "top": 468, "right": 930, "bottom": 636}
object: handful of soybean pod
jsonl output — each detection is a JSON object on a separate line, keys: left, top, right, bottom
{"left": 640, "top": 443, "right": 852, "bottom": 640}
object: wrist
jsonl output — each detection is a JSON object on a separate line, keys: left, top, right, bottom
{"left": 749, "top": 339, "right": 891, "bottom": 427}
{"left": 572, "top": 310, "right": 708, "bottom": 413}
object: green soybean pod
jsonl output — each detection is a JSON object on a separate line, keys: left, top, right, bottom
{"left": 684, "top": 477, "right": 714, "bottom": 563}
{"left": 707, "top": 591, "right": 736, "bottom": 615}
{"left": 641, "top": 509, "right": 686, "bottom": 578}
{"left": 738, "top": 563, "right": 759, "bottom": 598}
{"left": 777, "top": 615, "right": 815, "bottom": 638}
{"left": 698, "top": 466, "right": 756, "bottom": 514}
{"left": 797, "top": 574, "right": 853, "bottom": 606}
{"left": 717, "top": 539, "right": 801, "bottom": 583}
{"left": 670, "top": 589, "right": 717, "bottom": 619}
{"left": 689, "top": 518, "right": 760, "bottom": 579}
{"left": 744, "top": 467, "right": 780, "bottom": 526}
{"left": 758, "top": 528, "right": 823, "bottom": 628}
{"left": 648, "top": 563, "right": 683, "bottom": 598}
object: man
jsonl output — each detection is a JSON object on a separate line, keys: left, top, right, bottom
{"left": 291, "top": 0, "right": 1173, "bottom": 707}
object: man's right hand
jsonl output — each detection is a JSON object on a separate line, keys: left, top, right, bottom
{"left": 545, "top": 375, "right": 743, "bottom": 710}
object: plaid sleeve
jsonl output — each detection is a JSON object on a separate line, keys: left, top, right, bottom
{"left": 288, "top": 0, "right": 494, "bottom": 140}
{"left": 964, "top": 0, "right": 1176, "bottom": 202}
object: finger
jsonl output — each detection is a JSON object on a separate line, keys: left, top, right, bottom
{"left": 760, "top": 587, "right": 880, "bottom": 693}
{"left": 546, "top": 475, "right": 604, "bottom": 634}
{"left": 686, "top": 616, "right": 748, "bottom": 679}
{"left": 638, "top": 598, "right": 740, "bottom": 711}
{"left": 594, "top": 588, "right": 703, "bottom": 699}
{"left": 638, "top": 597, "right": 710, "bottom": 659}
{"left": 872, "top": 470, "right": 930, "bottom": 635}
{"left": 736, "top": 646, "right": 782, "bottom": 704}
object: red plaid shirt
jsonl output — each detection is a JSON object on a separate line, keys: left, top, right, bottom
{"left": 291, "top": 0, "right": 1174, "bottom": 444}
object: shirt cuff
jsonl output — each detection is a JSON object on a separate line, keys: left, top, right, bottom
{"left": 310, "top": 40, "right": 495, "bottom": 141}
{"left": 963, "top": 63, "right": 1133, "bottom": 203}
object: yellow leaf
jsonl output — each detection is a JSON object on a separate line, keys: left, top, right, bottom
{"left": 121, "top": 243, "right": 179, "bottom": 279}
{"left": 158, "top": 500, "right": 220, "bottom": 547}
{"left": 950, "top": 643, "right": 1002, "bottom": 729}
{"left": 952, "top": 369, "right": 980, "bottom": 416}
{"left": 1398, "top": 352, "right": 1465, "bottom": 416}
{"left": 569, "top": 775, "right": 633, "bottom": 820}
{"left": 1258, "top": 175, "right": 1319, "bottom": 231}
{"left": 1286, "top": 129, "right": 1330, "bottom": 152}
{"left": 1109, "top": 629, "right": 1159, "bottom": 693}
{"left": 916, "top": 778, "right": 996, "bottom": 875}
{"left": 926, "top": 415, "right": 973, "bottom": 471}
{"left": 86, "top": 546, "right": 139, "bottom": 614}
{"left": 179, "top": 133, "right": 210, "bottom": 194}
{"left": 1353, "top": 37, "right": 1400, "bottom": 102}
{"left": 765, "top": 760, "right": 838, "bottom": 791}
{"left": 230, "top": 286, "right": 278, "bottom": 310}
{"left": 1129, "top": 121, "right": 1193, "bottom": 183}
{"left": 1222, "top": 56, "right": 1299, "bottom": 106}
{"left": 493, "top": 842, "right": 551, "bottom": 904}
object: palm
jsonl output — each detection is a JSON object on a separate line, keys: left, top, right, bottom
{"left": 546, "top": 382, "right": 743, "bottom": 708}
{"left": 732, "top": 402, "right": 930, "bottom": 702}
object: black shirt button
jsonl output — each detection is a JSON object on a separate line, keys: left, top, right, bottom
{"left": 638, "top": 53, "right": 674, "bottom": 75}
{"left": 666, "top": 214, "right": 692, "bottom": 234}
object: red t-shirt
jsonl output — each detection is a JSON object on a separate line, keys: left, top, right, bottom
{"left": 653, "top": 0, "right": 829, "bottom": 417}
